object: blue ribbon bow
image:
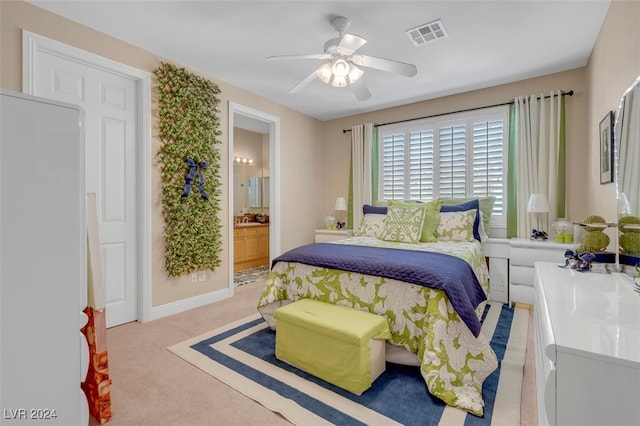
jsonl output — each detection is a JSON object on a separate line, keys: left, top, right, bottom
{"left": 182, "top": 158, "right": 209, "bottom": 200}
{"left": 531, "top": 229, "right": 548, "bottom": 240}
{"left": 560, "top": 249, "right": 595, "bottom": 272}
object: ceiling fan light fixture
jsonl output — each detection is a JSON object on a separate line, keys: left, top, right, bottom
{"left": 316, "top": 63, "right": 333, "bottom": 84}
{"left": 332, "top": 59, "right": 350, "bottom": 77}
{"left": 331, "top": 76, "right": 348, "bottom": 88}
{"left": 347, "top": 64, "right": 363, "bottom": 84}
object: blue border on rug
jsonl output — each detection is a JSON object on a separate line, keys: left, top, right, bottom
{"left": 190, "top": 304, "right": 514, "bottom": 426}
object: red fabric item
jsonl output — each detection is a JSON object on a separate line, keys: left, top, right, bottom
{"left": 81, "top": 306, "right": 113, "bottom": 424}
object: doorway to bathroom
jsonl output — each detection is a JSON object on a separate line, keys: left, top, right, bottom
{"left": 228, "top": 103, "right": 280, "bottom": 291}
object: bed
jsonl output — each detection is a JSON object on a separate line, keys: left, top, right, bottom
{"left": 257, "top": 199, "right": 498, "bottom": 417}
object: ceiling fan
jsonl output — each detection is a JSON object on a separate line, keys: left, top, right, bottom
{"left": 267, "top": 16, "right": 418, "bottom": 101}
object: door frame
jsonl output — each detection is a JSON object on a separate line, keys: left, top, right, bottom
{"left": 228, "top": 102, "right": 281, "bottom": 292}
{"left": 22, "top": 31, "right": 153, "bottom": 323}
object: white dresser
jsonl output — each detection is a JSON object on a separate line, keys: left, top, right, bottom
{"left": 510, "top": 238, "right": 574, "bottom": 304}
{"left": 534, "top": 262, "right": 640, "bottom": 426}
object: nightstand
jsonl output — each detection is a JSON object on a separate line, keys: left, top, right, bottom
{"left": 509, "top": 238, "right": 575, "bottom": 305}
{"left": 315, "top": 229, "right": 352, "bottom": 243}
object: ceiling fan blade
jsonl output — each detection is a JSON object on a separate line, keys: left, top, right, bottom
{"left": 338, "top": 33, "right": 367, "bottom": 54}
{"left": 352, "top": 54, "right": 418, "bottom": 77}
{"left": 348, "top": 78, "right": 371, "bottom": 101}
{"left": 289, "top": 69, "right": 319, "bottom": 93}
{"left": 267, "top": 54, "right": 331, "bottom": 61}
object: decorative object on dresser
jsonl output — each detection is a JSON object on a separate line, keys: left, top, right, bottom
{"left": 534, "top": 262, "right": 640, "bottom": 426}
{"left": 527, "top": 193, "right": 550, "bottom": 239}
{"left": 550, "top": 218, "right": 573, "bottom": 243}
{"left": 509, "top": 238, "right": 575, "bottom": 305}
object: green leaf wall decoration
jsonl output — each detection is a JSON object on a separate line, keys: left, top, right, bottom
{"left": 154, "top": 62, "right": 223, "bottom": 277}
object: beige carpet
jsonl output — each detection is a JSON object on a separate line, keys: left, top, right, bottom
{"left": 91, "top": 281, "right": 537, "bottom": 425}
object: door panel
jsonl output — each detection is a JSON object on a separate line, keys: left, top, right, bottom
{"left": 34, "top": 50, "right": 138, "bottom": 327}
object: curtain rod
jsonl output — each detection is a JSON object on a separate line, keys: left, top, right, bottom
{"left": 342, "top": 90, "right": 574, "bottom": 133}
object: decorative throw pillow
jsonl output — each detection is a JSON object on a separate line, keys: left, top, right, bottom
{"left": 356, "top": 213, "right": 386, "bottom": 237}
{"left": 388, "top": 199, "right": 442, "bottom": 242}
{"left": 362, "top": 204, "right": 388, "bottom": 215}
{"left": 436, "top": 210, "right": 477, "bottom": 242}
{"left": 440, "top": 199, "right": 481, "bottom": 241}
{"left": 439, "top": 196, "right": 496, "bottom": 235}
{"left": 378, "top": 206, "right": 427, "bottom": 243}
{"left": 478, "top": 211, "right": 489, "bottom": 241}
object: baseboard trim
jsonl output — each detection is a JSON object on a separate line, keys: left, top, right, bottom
{"left": 147, "top": 288, "right": 232, "bottom": 322}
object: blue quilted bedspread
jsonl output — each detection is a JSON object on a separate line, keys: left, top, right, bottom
{"left": 272, "top": 243, "right": 487, "bottom": 336}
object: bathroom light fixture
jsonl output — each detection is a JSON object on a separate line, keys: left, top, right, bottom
{"left": 233, "top": 156, "right": 253, "bottom": 165}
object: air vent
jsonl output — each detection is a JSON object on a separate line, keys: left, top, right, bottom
{"left": 405, "top": 19, "right": 448, "bottom": 47}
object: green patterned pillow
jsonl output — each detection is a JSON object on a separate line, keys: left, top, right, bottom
{"left": 356, "top": 213, "right": 386, "bottom": 237}
{"left": 378, "top": 206, "right": 426, "bottom": 243}
{"left": 438, "top": 197, "right": 496, "bottom": 235}
{"left": 388, "top": 199, "right": 442, "bottom": 242}
{"left": 436, "top": 210, "right": 477, "bottom": 242}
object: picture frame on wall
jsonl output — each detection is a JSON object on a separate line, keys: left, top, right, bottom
{"left": 599, "top": 111, "right": 614, "bottom": 184}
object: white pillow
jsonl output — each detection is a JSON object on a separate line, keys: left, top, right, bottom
{"left": 356, "top": 213, "right": 386, "bottom": 238}
{"left": 436, "top": 210, "right": 477, "bottom": 242}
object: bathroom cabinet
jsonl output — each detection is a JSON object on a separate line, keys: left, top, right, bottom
{"left": 234, "top": 224, "right": 270, "bottom": 271}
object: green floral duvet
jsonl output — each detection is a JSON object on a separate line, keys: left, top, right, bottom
{"left": 257, "top": 236, "right": 498, "bottom": 416}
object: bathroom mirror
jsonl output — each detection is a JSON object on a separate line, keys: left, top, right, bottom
{"left": 615, "top": 75, "right": 640, "bottom": 261}
{"left": 247, "top": 177, "right": 270, "bottom": 208}
{"left": 616, "top": 75, "right": 640, "bottom": 215}
{"left": 233, "top": 164, "right": 270, "bottom": 212}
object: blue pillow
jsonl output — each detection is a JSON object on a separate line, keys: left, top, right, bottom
{"left": 363, "top": 204, "right": 388, "bottom": 215}
{"left": 440, "top": 199, "right": 481, "bottom": 241}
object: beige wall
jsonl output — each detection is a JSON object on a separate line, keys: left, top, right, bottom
{"left": 0, "top": 1, "right": 325, "bottom": 307}
{"left": 322, "top": 69, "right": 589, "bottom": 221}
{"left": 585, "top": 0, "right": 640, "bottom": 222}
{"left": 321, "top": 0, "right": 640, "bottom": 227}
{"left": 2, "top": 0, "right": 637, "bottom": 310}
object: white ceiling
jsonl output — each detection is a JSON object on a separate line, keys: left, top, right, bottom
{"left": 28, "top": 1, "right": 611, "bottom": 121}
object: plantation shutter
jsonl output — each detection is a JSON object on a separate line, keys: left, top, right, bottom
{"left": 438, "top": 125, "right": 466, "bottom": 197}
{"left": 473, "top": 120, "right": 504, "bottom": 213}
{"left": 382, "top": 133, "right": 405, "bottom": 200}
{"left": 409, "top": 130, "right": 434, "bottom": 200}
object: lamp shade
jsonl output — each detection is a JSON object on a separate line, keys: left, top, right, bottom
{"left": 334, "top": 197, "right": 347, "bottom": 211}
{"left": 527, "top": 193, "right": 550, "bottom": 213}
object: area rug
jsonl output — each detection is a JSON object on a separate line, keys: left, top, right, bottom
{"left": 234, "top": 265, "right": 269, "bottom": 286}
{"left": 168, "top": 302, "right": 529, "bottom": 426}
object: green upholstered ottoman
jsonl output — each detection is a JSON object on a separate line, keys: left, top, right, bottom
{"left": 274, "top": 298, "right": 391, "bottom": 395}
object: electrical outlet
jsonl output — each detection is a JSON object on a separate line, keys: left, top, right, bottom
{"left": 198, "top": 271, "right": 206, "bottom": 281}
{"left": 191, "top": 272, "right": 198, "bottom": 283}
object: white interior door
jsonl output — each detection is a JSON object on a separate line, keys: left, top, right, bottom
{"left": 31, "top": 48, "right": 138, "bottom": 327}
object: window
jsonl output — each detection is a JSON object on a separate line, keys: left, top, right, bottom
{"left": 379, "top": 106, "right": 509, "bottom": 229}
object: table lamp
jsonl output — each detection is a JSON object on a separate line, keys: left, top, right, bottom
{"left": 334, "top": 197, "right": 347, "bottom": 229}
{"left": 527, "top": 193, "right": 550, "bottom": 238}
